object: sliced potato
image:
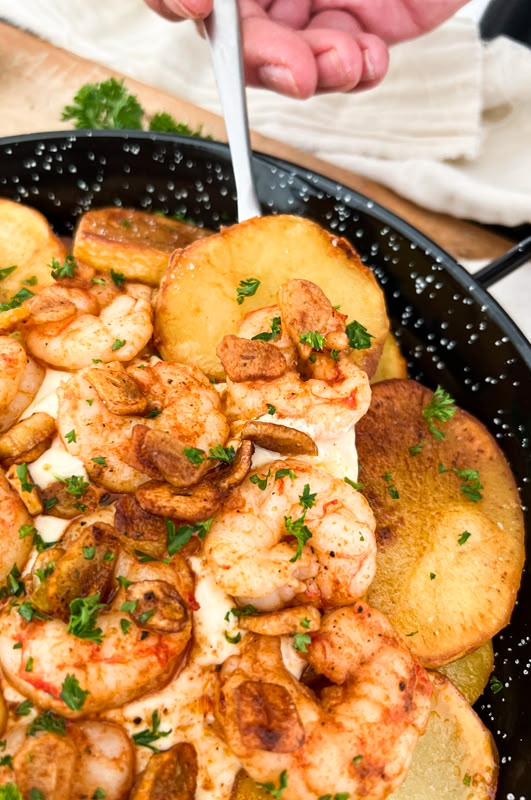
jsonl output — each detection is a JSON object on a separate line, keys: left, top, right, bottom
{"left": 438, "top": 641, "right": 494, "bottom": 705}
{"left": 73, "top": 207, "right": 210, "bottom": 286}
{"left": 358, "top": 380, "right": 524, "bottom": 667}
{"left": 0, "top": 198, "right": 65, "bottom": 301}
{"left": 154, "top": 215, "right": 389, "bottom": 379}
{"left": 391, "top": 673, "right": 498, "bottom": 799}
{"left": 371, "top": 333, "right": 408, "bottom": 383}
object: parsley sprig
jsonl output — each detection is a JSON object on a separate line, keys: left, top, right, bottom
{"left": 285, "top": 514, "right": 313, "bottom": 562}
{"left": 255, "top": 770, "right": 288, "bottom": 799}
{"left": 166, "top": 517, "right": 213, "bottom": 555}
{"left": 62, "top": 77, "right": 208, "bottom": 136}
{"left": 236, "top": 277, "right": 261, "bottom": 305}
{"left": 422, "top": 386, "right": 456, "bottom": 440}
{"left": 67, "top": 594, "right": 105, "bottom": 644}
{"left": 346, "top": 320, "right": 374, "bottom": 350}
{"left": 132, "top": 710, "right": 172, "bottom": 752}
{"left": 251, "top": 316, "right": 281, "bottom": 342}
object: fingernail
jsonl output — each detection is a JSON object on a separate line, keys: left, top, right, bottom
{"left": 362, "top": 49, "right": 376, "bottom": 82}
{"left": 257, "top": 65, "right": 299, "bottom": 97}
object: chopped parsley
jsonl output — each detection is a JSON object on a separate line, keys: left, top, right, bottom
{"left": 208, "top": 445, "right": 236, "bottom": 464}
{"left": 457, "top": 530, "right": 471, "bottom": 546}
{"left": 50, "top": 254, "right": 77, "bottom": 280}
{"left": 183, "top": 447, "right": 205, "bottom": 465}
{"left": 292, "top": 633, "right": 311, "bottom": 652}
{"left": 60, "top": 673, "right": 90, "bottom": 710}
{"left": 54, "top": 474, "right": 89, "bottom": 497}
{"left": 408, "top": 441, "right": 426, "bottom": 457}
{"left": 132, "top": 710, "right": 172, "bottom": 752}
{"left": 453, "top": 467, "right": 483, "bottom": 503}
{"left": 224, "top": 605, "right": 258, "bottom": 622}
{"left": 166, "top": 517, "right": 213, "bottom": 555}
{"left": 15, "top": 699, "right": 33, "bottom": 716}
{"left": 251, "top": 317, "right": 281, "bottom": 342}
{"left": 382, "top": 471, "right": 399, "bottom": 499}
{"left": 120, "top": 619, "right": 132, "bottom": 635}
{"left": 64, "top": 429, "right": 77, "bottom": 444}
{"left": 67, "top": 594, "right": 105, "bottom": 644}
{"left": 299, "top": 330, "right": 326, "bottom": 351}
{"left": 346, "top": 320, "right": 373, "bottom": 350}
{"left": 250, "top": 470, "right": 270, "bottom": 491}
{"left": 266, "top": 403, "right": 276, "bottom": 415}
{"left": 344, "top": 476, "right": 364, "bottom": 491}
{"left": 255, "top": 770, "right": 288, "bottom": 799}
{"left": 236, "top": 277, "right": 261, "bottom": 305}
{"left": 275, "top": 468, "right": 296, "bottom": 481}
{"left": 224, "top": 630, "right": 242, "bottom": 644}
{"left": 422, "top": 386, "right": 456, "bottom": 440}
{"left": 25, "top": 657, "right": 34, "bottom": 672}
{"left": 15, "top": 463, "right": 35, "bottom": 493}
{"left": 489, "top": 675, "right": 503, "bottom": 694}
{"left": 26, "top": 710, "right": 66, "bottom": 737}
{"left": 91, "top": 456, "right": 107, "bottom": 466}
{"left": 112, "top": 338, "right": 126, "bottom": 351}
{"left": 17, "top": 602, "right": 48, "bottom": 623}
{"left": 110, "top": 268, "right": 126, "bottom": 288}
{"left": 299, "top": 484, "right": 316, "bottom": 510}
{"left": 82, "top": 546, "right": 96, "bottom": 560}
{"left": 0, "top": 265, "right": 17, "bottom": 281}
{"left": 285, "top": 513, "right": 313, "bottom": 562}
{"left": 0, "top": 287, "right": 34, "bottom": 313}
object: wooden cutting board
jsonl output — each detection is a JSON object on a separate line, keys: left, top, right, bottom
{"left": 0, "top": 21, "right": 512, "bottom": 261}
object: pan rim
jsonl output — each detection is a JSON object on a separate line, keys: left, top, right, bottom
{"left": 1, "top": 128, "right": 530, "bottom": 369}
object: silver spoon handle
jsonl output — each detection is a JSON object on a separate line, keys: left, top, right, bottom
{"left": 203, "top": 0, "right": 261, "bottom": 221}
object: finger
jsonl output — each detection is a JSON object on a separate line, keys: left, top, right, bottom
{"left": 300, "top": 27, "right": 388, "bottom": 92}
{"left": 311, "top": 0, "right": 468, "bottom": 44}
{"left": 241, "top": 15, "right": 319, "bottom": 98}
{"left": 266, "top": 0, "right": 312, "bottom": 29}
{"left": 144, "top": 0, "right": 213, "bottom": 21}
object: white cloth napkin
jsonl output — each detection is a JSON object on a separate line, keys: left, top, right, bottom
{"left": 1, "top": 1, "right": 531, "bottom": 226}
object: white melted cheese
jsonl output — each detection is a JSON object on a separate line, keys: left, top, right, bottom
{"left": 253, "top": 413, "right": 359, "bottom": 481}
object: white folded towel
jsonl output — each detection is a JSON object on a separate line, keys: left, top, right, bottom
{"left": 1, "top": 0, "right": 531, "bottom": 226}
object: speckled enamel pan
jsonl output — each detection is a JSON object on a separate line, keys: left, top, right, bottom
{"left": 1, "top": 130, "right": 530, "bottom": 797}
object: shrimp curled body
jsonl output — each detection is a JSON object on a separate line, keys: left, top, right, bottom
{"left": 25, "top": 287, "right": 153, "bottom": 369}
{"left": 223, "top": 304, "right": 371, "bottom": 440}
{"left": 0, "top": 511, "right": 195, "bottom": 717}
{"left": 204, "top": 459, "right": 376, "bottom": 611}
{"left": 56, "top": 360, "right": 230, "bottom": 493}
{"left": 216, "top": 604, "right": 433, "bottom": 800}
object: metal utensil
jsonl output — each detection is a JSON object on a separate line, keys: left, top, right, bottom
{"left": 203, "top": 1, "right": 261, "bottom": 221}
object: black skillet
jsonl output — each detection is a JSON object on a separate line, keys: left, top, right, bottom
{"left": 1, "top": 130, "right": 530, "bottom": 797}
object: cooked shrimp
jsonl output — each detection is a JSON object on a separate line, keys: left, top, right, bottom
{"left": 0, "top": 510, "right": 195, "bottom": 716}
{"left": 204, "top": 459, "right": 376, "bottom": 611}
{"left": 0, "top": 335, "right": 44, "bottom": 432}
{"left": 0, "top": 467, "right": 34, "bottom": 583}
{"left": 216, "top": 603, "right": 433, "bottom": 800}
{"left": 237, "top": 304, "right": 298, "bottom": 370}
{"left": 25, "top": 285, "right": 153, "bottom": 369}
{"left": 220, "top": 282, "right": 371, "bottom": 439}
{"left": 56, "top": 360, "right": 230, "bottom": 493}
{"left": 0, "top": 719, "right": 134, "bottom": 800}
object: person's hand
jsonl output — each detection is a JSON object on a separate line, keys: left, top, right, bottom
{"left": 144, "top": 0, "right": 468, "bottom": 98}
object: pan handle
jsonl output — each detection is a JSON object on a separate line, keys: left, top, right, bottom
{"left": 473, "top": 235, "right": 531, "bottom": 289}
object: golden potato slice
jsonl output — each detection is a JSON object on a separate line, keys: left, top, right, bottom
{"left": 358, "top": 379, "right": 524, "bottom": 667}
{"left": 154, "top": 215, "right": 389, "bottom": 379}
{"left": 0, "top": 198, "right": 66, "bottom": 301}
{"left": 438, "top": 641, "right": 494, "bottom": 705}
{"left": 391, "top": 673, "right": 498, "bottom": 799}
{"left": 73, "top": 207, "right": 210, "bottom": 286}
{"left": 371, "top": 333, "right": 408, "bottom": 383}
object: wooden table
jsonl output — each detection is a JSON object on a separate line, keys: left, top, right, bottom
{"left": 0, "top": 21, "right": 513, "bottom": 262}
